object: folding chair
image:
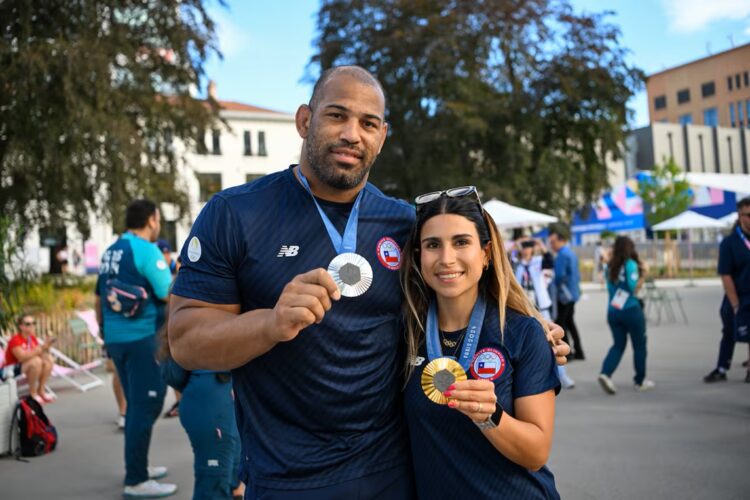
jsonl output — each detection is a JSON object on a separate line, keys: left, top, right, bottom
{"left": 46, "top": 313, "right": 105, "bottom": 392}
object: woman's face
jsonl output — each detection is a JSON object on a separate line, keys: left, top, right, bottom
{"left": 418, "top": 214, "right": 490, "bottom": 302}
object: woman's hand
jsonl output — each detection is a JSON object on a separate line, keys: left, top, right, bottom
{"left": 445, "top": 379, "right": 497, "bottom": 422}
{"left": 545, "top": 321, "right": 570, "bottom": 365}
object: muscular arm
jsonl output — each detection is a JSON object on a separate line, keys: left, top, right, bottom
{"left": 169, "top": 268, "right": 341, "bottom": 371}
{"left": 721, "top": 275, "right": 740, "bottom": 310}
{"left": 168, "top": 296, "right": 277, "bottom": 370}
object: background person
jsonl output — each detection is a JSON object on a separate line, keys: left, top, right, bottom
{"left": 4, "top": 314, "right": 56, "bottom": 403}
{"left": 401, "top": 191, "right": 560, "bottom": 498}
{"left": 549, "top": 226, "right": 584, "bottom": 361}
{"left": 96, "top": 199, "right": 176, "bottom": 498}
{"left": 597, "top": 236, "right": 654, "bottom": 394}
{"left": 704, "top": 196, "right": 750, "bottom": 384}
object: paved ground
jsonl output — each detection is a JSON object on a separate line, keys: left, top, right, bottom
{"left": 1, "top": 283, "right": 749, "bottom": 499}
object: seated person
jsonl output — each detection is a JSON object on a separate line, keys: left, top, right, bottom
{"left": 4, "top": 314, "right": 56, "bottom": 403}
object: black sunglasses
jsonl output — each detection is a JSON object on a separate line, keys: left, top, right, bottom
{"left": 22, "top": 321, "right": 36, "bottom": 326}
{"left": 414, "top": 186, "right": 483, "bottom": 211}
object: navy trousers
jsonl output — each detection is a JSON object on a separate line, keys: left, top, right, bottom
{"left": 602, "top": 306, "right": 648, "bottom": 385}
{"left": 716, "top": 297, "right": 736, "bottom": 370}
{"left": 107, "top": 335, "right": 167, "bottom": 486}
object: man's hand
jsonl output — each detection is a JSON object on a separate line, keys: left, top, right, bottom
{"left": 271, "top": 268, "right": 341, "bottom": 343}
{"left": 544, "top": 321, "right": 570, "bottom": 366}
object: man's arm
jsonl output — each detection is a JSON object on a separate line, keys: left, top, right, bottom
{"left": 721, "top": 275, "right": 740, "bottom": 311}
{"left": 169, "top": 268, "right": 340, "bottom": 371}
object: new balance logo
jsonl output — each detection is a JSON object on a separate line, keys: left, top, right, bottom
{"left": 277, "top": 245, "right": 300, "bottom": 257}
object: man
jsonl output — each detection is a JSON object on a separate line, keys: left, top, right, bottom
{"left": 549, "top": 225, "right": 584, "bottom": 360}
{"left": 704, "top": 196, "right": 750, "bottom": 384}
{"left": 157, "top": 239, "right": 177, "bottom": 276}
{"left": 4, "top": 314, "right": 56, "bottom": 403}
{"left": 96, "top": 199, "right": 176, "bottom": 498}
{"left": 169, "top": 66, "right": 569, "bottom": 499}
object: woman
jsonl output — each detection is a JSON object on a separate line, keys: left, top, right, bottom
{"left": 4, "top": 314, "right": 56, "bottom": 403}
{"left": 401, "top": 188, "right": 560, "bottom": 499}
{"left": 597, "top": 236, "right": 654, "bottom": 394}
{"left": 158, "top": 326, "right": 244, "bottom": 499}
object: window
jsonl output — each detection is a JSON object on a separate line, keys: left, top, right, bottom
{"left": 736, "top": 74, "right": 741, "bottom": 89}
{"left": 196, "top": 173, "right": 222, "bottom": 202}
{"left": 744, "top": 71, "right": 749, "bottom": 87}
{"left": 703, "top": 107, "right": 718, "bottom": 126}
{"left": 679, "top": 113, "right": 692, "bottom": 125}
{"left": 258, "top": 131, "right": 267, "bottom": 156}
{"left": 196, "top": 129, "right": 208, "bottom": 155}
{"left": 730, "top": 103, "right": 736, "bottom": 127}
{"left": 728, "top": 76, "right": 733, "bottom": 91}
{"left": 653, "top": 95, "right": 667, "bottom": 110}
{"left": 243, "top": 131, "right": 252, "bottom": 156}
{"left": 677, "top": 89, "right": 690, "bottom": 104}
{"left": 738, "top": 101, "right": 745, "bottom": 127}
{"left": 747, "top": 100, "right": 750, "bottom": 129}
{"left": 246, "top": 173, "right": 264, "bottom": 184}
{"left": 701, "top": 81, "right": 715, "bottom": 98}
{"left": 212, "top": 130, "right": 221, "bottom": 155}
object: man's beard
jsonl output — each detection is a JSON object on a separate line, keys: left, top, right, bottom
{"left": 305, "top": 130, "right": 374, "bottom": 190}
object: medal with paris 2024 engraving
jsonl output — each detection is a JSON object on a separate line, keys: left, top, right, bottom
{"left": 421, "top": 357, "right": 467, "bottom": 404}
{"left": 327, "top": 252, "right": 373, "bottom": 297}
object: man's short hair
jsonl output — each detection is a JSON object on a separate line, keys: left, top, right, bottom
{"left": 309, "top": 66, "right": 386, "bottom": 111}
{"left": 737, "top": 196, "right": 750, "bottom": 210}
{"left": 548, "top": 224, "right": 570, "bottom": 241}
{"left": 125, "top": 199, "right": 158, "bottom": 230}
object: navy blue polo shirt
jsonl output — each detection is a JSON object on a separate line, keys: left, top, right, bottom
{"left": 404, "top": 302, "right": 561, "bottom": 499}
{"left": 718, "top": 227, "right": 750, "bottom": 299}
{"left": 172, "top": 166, "right": 415, "bottom": 490}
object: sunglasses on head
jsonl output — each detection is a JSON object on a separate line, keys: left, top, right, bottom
{"left": 414, "top": 186, "right": 483, "bottom": 211}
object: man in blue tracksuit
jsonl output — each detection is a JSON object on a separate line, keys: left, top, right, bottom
{"left": 549, "top": 226, "right": 584, "bottom": 360}
{"left": 96, "top": 199, "right": 176, "bottom": 498}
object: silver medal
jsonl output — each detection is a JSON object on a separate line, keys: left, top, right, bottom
{"left": 327, "top": 252, "right": 373, "bottom": 297}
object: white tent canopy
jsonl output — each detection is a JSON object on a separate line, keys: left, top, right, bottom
{"left": 651, "top": 210, "right": 726, "bottom": 231}
{"left": 483, "top": 199, "right": 558, "bottom": 228}
{"left": 719, "top": 212, "right": 738, "bottom": 226}
{"left": 684, "top": 173, "right": 750, "bottom": 195}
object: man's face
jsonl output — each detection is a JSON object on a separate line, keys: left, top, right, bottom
{"left": 549, "top": 234, "right": 563, "bottom": 252}
{"left": 298, "top": 74, "right": 388, "bottom": 191}
{"left": 739, "top": 205, "right": 750, "bottom": 234}
{"left": 521, "top": 246, "right": 534, "bottom": 261}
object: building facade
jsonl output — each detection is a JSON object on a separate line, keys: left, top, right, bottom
{"left": 647, "top": 43, "right": 750, "bottom": 129}
{"left": 24, "top": 92, "right": 302, "bottom": 275}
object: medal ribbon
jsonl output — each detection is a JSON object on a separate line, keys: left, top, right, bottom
{"left": 297, "top": 167, "right": 364, "bottom": 254}
{"left": 737, "top": 226, "right": 750, "bottom": 252}
{"left": 426, "top": 295, "right": 487, "bottom": 371}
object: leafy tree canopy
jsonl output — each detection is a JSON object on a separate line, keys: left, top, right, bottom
{"left": 0, "top": 0, "right": 223, "bottom": 237}
{"left": 310, "top": 0, "right": 643, "bottom": 217}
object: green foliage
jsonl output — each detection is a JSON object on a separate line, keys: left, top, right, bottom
{"left": 637, "top": 158, "right": 692, "bottom": 227}
{"left": 310, "top": 0, "right": 643, "bottom": 217}
{"left": 0, "top": 216, "right": 38, "bottom": 330}
{"left": 0, "top": 0, "right": 223, "bottom": 237}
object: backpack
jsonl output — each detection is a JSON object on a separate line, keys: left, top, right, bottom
{"left": 10, "top": 396, "right": 58, "bottom": 457}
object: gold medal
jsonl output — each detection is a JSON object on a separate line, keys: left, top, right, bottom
{"left": 421, "top": 357, "right": 467, "bottom": 405}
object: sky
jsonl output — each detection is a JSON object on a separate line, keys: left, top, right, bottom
{"left": 203, "top": 0, "right": 750, "bottom": 127}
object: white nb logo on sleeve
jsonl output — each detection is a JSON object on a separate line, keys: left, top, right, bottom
{"left": 277, "top": 245, "right": 300, "bottom": 257}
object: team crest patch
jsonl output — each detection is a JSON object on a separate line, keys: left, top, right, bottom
{"left": 187, "top": 236, "right": 201, "bottom": 262}
{"left": 470, "top": 348, "right": 506, "bottom": 380}
{"left": 376, "top": 237, "right": 401, "bottom": 270}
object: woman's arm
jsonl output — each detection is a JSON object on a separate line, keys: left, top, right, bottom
{"left": 11, "top": 344, "right": 43, "bottom": 363}
{"left": 446, "top": 381, "right": 556, "bottom": 471}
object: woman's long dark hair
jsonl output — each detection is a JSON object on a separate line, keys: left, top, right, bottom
{"left": 607, "top": 236, "right": 643, "bottom": 283}
{"left": 400, "top": 195, "right": 544, "bottom": 380}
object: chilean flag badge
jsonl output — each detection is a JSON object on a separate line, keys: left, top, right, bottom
{"left": 376, "top": 237, "right": 401, "bottom": 270}
{"left": 470, "top": 348, "right": 506, "bottom": 381}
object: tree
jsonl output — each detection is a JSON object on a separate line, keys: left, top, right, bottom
{"left": 0, "top": 0, "right": 223, "bottom": 237}
{"left": 637, "top": 158, "right": 692, "bottom": 226}
{"left": 309, "top": 0, "right": 643, "bottom": 216}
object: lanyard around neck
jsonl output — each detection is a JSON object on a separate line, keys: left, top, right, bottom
{"left": 297, "top": 167, "right": 364, "bottom": 254}
{"left": 426, "top": 295, "right": 487, "bottom": 371}
{"left": 737, "top": 226, "right": 750, "bottom": 252}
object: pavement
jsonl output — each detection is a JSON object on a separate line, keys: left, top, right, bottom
{"left": 1, "top": 284, "right": 749, "bottom": 499}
